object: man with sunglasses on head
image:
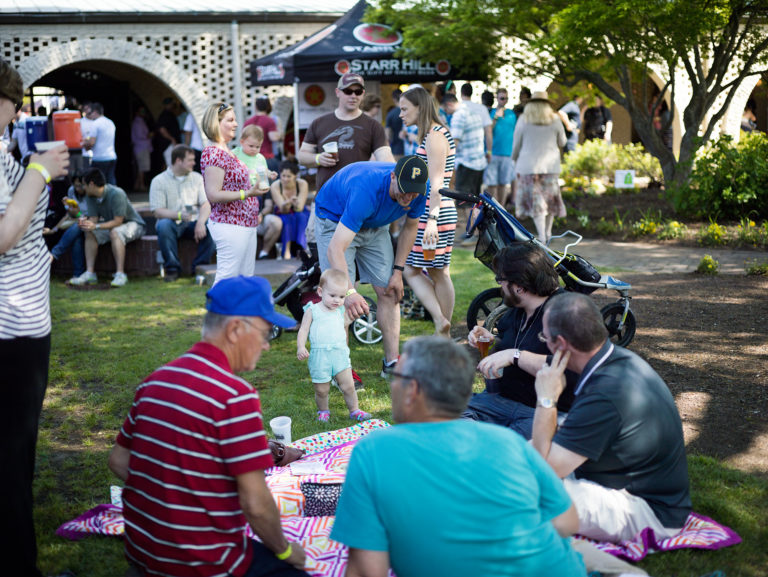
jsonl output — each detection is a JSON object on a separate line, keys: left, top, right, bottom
{"left": 298, "top": 73, "right": 393, "bottom": 191}
{"left": 464, "top": 244, "right": 577, "bottom": 439}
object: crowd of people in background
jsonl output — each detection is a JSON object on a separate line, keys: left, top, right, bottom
{"left": 0, "top": 52, "right": 709, "bottom": 577}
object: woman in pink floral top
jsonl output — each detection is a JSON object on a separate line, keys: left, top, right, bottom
{"left": 201, "top": 102, "right": 264, "bottom": 284}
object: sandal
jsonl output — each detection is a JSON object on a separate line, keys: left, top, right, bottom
{"left": 317, "top": 410, "right": 330, "bottom": 422}
{"left": 349, "top": 409, "right": 371, "bottom": 421}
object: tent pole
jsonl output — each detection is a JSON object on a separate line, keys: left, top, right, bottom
{"left": 230, "top": 20, "right": 245, "bottom": 140}
{"left": 293, "top": 80, "right": 301, "bottom": 164}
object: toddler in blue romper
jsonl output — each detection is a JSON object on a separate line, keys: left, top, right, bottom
{"left": 297, "top": 269, "right": 371, "bottom": 422}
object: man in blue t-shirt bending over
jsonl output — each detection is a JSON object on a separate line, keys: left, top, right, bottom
{"left": 314, "top": 156, "right": 428, "bottom": 376}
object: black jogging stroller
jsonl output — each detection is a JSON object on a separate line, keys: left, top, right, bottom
{"left": 270, "top": 246, "right": 383, "bottom": 345}
{"left": 440, "top": 188, "right": 636, "bottom": 347}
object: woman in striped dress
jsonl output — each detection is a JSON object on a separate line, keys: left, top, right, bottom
{"left": 399, "top": 86, "right": 457, "bottom": 337}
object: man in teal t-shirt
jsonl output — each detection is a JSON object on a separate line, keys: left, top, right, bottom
{"left": 331, "top": 337, "right": 586, "bottom": 577}
{"left": 484, "top": 87, "right": 517, "bottom": 208}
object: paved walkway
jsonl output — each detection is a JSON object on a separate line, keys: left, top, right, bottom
{"left": 130, "top": 192, "right": 766, "bottom": 277}
{"left": 559, "top": 239, "right": 767, "bottom": 275}
{"left": 253, "top": 240, "right": 768, "bottom": 282}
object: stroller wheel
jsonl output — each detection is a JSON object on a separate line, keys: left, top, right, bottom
{"left": 351, "top": 296, "right": 383, "bottom": 345}
{"left": 601, "top": 302, "right": 636, "bottom": 347}
{"left": 269, "top": 324, "right": 283, "bottom": 341}
{"left": 466, "top": 287, "right": 504, "bottom": 329}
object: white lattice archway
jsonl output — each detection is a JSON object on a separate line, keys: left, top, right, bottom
{"left": 16, "top": 38, "right": 209, "bottom": 127}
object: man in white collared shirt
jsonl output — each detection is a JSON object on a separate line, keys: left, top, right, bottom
{"left": 150, "top": 144, "right": 214, "bottom": 282}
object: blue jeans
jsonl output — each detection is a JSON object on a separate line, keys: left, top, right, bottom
{"left": 156, "top": 218, "right": 216, "bottom": 275}
{"left": 92, "top": 159, "right": 116, "bottom": 185}
{"left": 51, "top": 225, "right": 85, "bottom": 276}
{"left": 233, "top": 541, "right": 309, "bottom": 577}
{"left": 462, "top": 391, "right": 567, "bottom": 440}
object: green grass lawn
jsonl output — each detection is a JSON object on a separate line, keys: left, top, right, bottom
{"left": 37, "top": 248, "right": 767, "bottom": 576}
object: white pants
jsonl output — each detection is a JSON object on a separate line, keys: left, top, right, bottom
{"left": 208, "top": 221, "right": 257, "bottom": 284}
{"left": 564, "top": 477, "right": 683, "bottom": 543}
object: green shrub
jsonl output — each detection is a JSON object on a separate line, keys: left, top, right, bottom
{"left": 699, "top": 219, "right": 728, "bottom": 246}
{"left": 563, "top": 139, "right": 613, "bottom": 180}
{"left": 735, "top": 216, "right": 764, "bottom": 246}
{"left": 670, "top": 132, "right": 768, "bottom": 219}
{"left": 612, "top": 142, "right": 664, "bottom": 184}
{"left": 696, "top": 254, "right": 720, "bottom": 275}
{"left": 595, "top": 217, "right": 618, "bottom": 235}
{"left": 563, "top": 140, "right": 662, "bottom": 187}
{"left": 746, "top": 260, "right": 768, "bottom": 276}
{"left": 657, "top": 220, "right": 687, "bottom": 240}
{"left": 631, "top": 209, "right": 662, "bottom": 236}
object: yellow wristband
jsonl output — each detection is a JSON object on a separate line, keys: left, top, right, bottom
{"left": 240, "top": 190, "right": 245, "bottom": 200}
{"left": 315, "top": 153, "right": 321, "bottom": 166}
{"left": 27, "top": 162, "right": 51, "bottom": 184}
{"left": 276, "top": 543, "right": 292, "bottom": 560}
{"left": 177, "top": 210, "right": 182, "bottom": 220}
{"left": 345, "top": 288, "right": 357, "bottom": 297}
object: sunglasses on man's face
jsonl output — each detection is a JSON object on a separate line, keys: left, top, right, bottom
{"left": 341, "top": 88, "right": 364, "bottom": 96}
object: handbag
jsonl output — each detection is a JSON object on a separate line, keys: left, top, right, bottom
{"left": 268, "top": 439, "right": 305, "bottom": 467}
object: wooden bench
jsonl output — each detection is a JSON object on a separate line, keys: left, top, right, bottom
{"left": 50, "top": 234, "right": 205, "bottom": 278}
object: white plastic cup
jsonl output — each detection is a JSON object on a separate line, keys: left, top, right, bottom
{"left": 322, "top": 141, "right": 338, "bottom": 160}
{"left": 34, "top": 140, "right": 66, "bottom": 152}
{"left": 270, "top": 416, "right": 292, "bottom": 444}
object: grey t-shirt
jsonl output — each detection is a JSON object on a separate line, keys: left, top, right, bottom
{"left": 87, "top": 184, "right": 146, "bottom": 226}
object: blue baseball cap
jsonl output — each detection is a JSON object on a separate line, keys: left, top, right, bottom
{"left": 205, "top": 276, "right": 295, "bottom": 328}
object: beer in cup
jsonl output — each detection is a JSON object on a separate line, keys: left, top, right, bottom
{"left": 322, "top": 141, "right": 339, "bottom": 161}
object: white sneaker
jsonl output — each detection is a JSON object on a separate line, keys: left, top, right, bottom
{"left": 69, "top": 271, "right": 97, "bottom": 285}
{"left": 111, "top": 272, "right": 128, "bottom": 287}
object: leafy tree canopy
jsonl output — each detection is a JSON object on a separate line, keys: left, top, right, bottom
{"left": 368, "top": 0, "right": 768, "bottom": 189}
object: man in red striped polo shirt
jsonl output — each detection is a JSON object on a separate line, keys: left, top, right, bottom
{"left": 108, "top": 276, "right": 306, "bottom": 577}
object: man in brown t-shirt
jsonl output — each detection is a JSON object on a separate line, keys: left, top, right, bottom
{"left": 298, "top": 73, "right": 393, "bottom": 190}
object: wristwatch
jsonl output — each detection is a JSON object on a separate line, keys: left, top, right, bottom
{"left": 537, "top": 397, "right": 555, "bottom": 409}
{"left": 427, "top": 214, "right": 439, "bottom": 221}
{"left": 512, "top": 349, "right": 521, "bottom": 367}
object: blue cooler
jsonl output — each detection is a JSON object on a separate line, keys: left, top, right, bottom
{"left": 25, "top": 116, "right": 49, "bottom": 152}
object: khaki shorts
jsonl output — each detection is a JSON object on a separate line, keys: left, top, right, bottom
{"left": 92, "top": 221, "right": 145, "bottom": 245}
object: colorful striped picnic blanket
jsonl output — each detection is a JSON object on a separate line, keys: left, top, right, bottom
{"left": 577, "top": 512, "right": 741, "bottom": 561}
{"left": 56, "top": 418, "right": 740, "bottom": 574}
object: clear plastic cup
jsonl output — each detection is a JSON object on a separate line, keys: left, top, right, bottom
{"left": 422, "top": 237, "right": 437, "bottom": 261}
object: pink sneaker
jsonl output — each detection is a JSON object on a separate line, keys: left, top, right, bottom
{"left": 317, "top": 410, "right": 330, "bottom": 422}
{"left": 349, "top": 409, "right": 371, "bottom": 421}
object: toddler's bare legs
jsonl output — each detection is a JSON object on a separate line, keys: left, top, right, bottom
{"left": 314, "top": 381, "right": 331, "bottom": 411}
{"left": 334, "top": 368, "right": 359, "bottom": 413}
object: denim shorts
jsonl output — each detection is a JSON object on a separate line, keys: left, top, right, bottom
{"left": 484, "top": 155, "right": 515, "bottom": 186}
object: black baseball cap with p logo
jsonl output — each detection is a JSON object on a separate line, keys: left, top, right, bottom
{"left": 394, "top": 155, "right": 428, "bottom": 196}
